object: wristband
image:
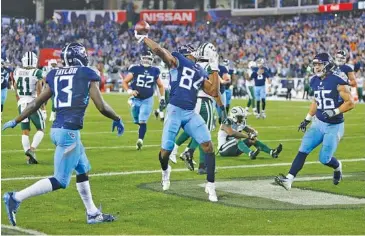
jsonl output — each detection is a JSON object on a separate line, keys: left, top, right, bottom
{"left": 305, "top": 113, "right": 313, "bottom": 121}
{"left": 334, "top": 108, "right": 340, "bottom": 115}
{"left": 127, "top": 89, "right": 133, "bottom": 95}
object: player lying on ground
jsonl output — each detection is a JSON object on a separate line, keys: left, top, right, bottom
{"left": 2, "top": 42, "right": 125, "bottom": 226}
{"left": 275, "top": 53, "right": 355, "bottom": 190}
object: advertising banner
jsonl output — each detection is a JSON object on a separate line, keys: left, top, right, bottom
{"left": 53, "top": 10, "right": 126, "bottom": 24}
{"left": 140, "top": 10, "right": 196, "bottom": 24}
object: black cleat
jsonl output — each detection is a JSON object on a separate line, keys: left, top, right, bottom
{"left": 180, "top": 151, "right": 195, "bottom": 171}
{"left": 249, "top": 148, "right": 260, "bottom": 160}
{"left": 271, "top": 143, "right": 283, "bottom": 158}
{"left": 25, "top": 149, "right": 38, "bottom": 164}
{"left": 154, "top": 110, "right": 159, "bottom": 119}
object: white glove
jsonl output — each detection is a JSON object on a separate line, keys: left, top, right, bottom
{"left": 209, "top": 52, "right": 219, "bottom": 71}
{"left": 134, "top": 30, "right": 148, "bottom": 44}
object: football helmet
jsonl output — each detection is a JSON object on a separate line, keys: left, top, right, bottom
{"left": 335, "top": 50, "right": 348, "bottom": 66}
{"left": 21, "top": 52, "right": 38, "bottom": 68}
{"left": 223, "top": 59, "right": 229, "bottom": 67}
{"left": 61, "top": 42, "right": 88, "bottom": 66}
{"left": 177, "top": 44, "right": 195, "bottom": 56}
{"left": 229, "top": 106, "right": 247, "bottom": 124}
{"left": 193, "top": 43, "right": 217, "bottom": 60}
{"left": 140, "top": 51, "right": 154, "bottom": 67}
{"left": 312, "top": 53, "right": 335, "bottom": 77}
{"left": 48, "top": 59, "right": 58, "bottom": 68}
{"left": 248, "top": 61, "right": 257, "bottom": 69}
{"left": 256, "top": 58, "right": 265, "bottom": 68}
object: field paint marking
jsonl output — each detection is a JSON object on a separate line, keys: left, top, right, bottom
{"left": 1, "top": 224, "right": 46, "bottom": 235}
{"left": 2, "top": 135, "right": 365, "bottom": 154}
{"left": 2, "top": 158, "right": 364, "bottom": 182}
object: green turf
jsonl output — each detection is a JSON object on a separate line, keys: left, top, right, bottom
{"left": 2, "top": 91, "right": 365, "bottom": 235}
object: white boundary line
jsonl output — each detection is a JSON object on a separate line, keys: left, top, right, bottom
{"left": 2, "top": 158, "right": 364, "bottom": 182}
{"left": 2, "top": 135, "right": 365, "bottom": 153}
{"left": 1, "top": 224, "right": 47, "bottom": 235}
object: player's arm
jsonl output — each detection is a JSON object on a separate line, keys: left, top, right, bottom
{"left": 221, "top": 123, "right": 249, "bottom": 139}
{"left": 121, "top": 73, "right": 138, "bottom": 97}
{"left": 347, "top": 71, "right": 357, "bottom": 87}
{"left": 36, "top": 81, "right": 45, "bottom": 110}
{"left": 298, "top": 100, "right": 317, "bottom": 132}
{"left": 203, "top": 71, "right": 219, "bottom": 98}
{"left": 221, "top": 73, "right": 231, "bottom": 84}
{"left": 156, "top": 78, "right": 165, "bottom": 100}
{"left": 14, "top": 85, "right": 52, "bottom": 123}
{"left": 13, "top": 79, "right": 19, "bottom": 101}
{"left": 142, "top": 38, "right": 177, "bottom": 68}
{"left": 337, "top": 85, "right": 355, "bottom": 113}
{"left": 89, "top": 81, "right": 120, "bottom": 121}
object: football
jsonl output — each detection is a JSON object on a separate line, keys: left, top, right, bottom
{"left": 135, "top": 20, "right": 150, "bottom": 35}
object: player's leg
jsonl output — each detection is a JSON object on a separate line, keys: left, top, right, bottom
{"left": 29, "top": 109, "right": 46, "bottom": 159}
{"left": 260, "top": 86, "right": 266, "bottom": 118}
{"left": 251, "top": 138, "right": 283, "bottom": 158}
{"left": 319, "top": 123, "right": 344, "bottom": 185}
{"left": 136, "top": 97, "right": 153, "bottom": 150}
{"left": 159, "top": 90, "right": 169, "bottom": 120}
{"left": 225, "top": 89, "right": 232, "bottom": 113}
{"left": 254, "top": 86, "right": 261, "bottom": 118}
{"left": 49, "top": 96, "right": 56, "bottom": 121}
{"left": 184, "top": 112, "right": 217, "bottom": 202}
{"left": 275, "top": 120, "right": 323, "bottom": 190}
{"left": 18, "top": 104, "right": 37, "bottom": 164}
{"left": 357, "top": 87, "right": 363, "bottom": 103}
{"left": 1, "top": 88, "right": 7, "bottom": 112}
{"left": 160, "top": 104, "right": 182, "bottom": 190}
{"left": 245, "top": 84, "right": 252, "bottom": 112}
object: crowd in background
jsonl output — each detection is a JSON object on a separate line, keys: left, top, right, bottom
{"left": 1, "top": 11, "right": 365, "bottom": 94}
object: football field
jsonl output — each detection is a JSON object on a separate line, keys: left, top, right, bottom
{"left": 1, "top": 91, "right": 365, "bottom": 235}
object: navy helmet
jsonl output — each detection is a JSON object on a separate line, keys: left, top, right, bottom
{"left": 177, "top": 44, "right": 195, "bottom": 56}
{"left": 61, "top": 42, "right": 88, "bottom": 66}
{"left": 140, "top": 50, "right": 154, "bottom": 67}
{"left": 312, "top": 53, "right": 334, "bottom": 77}
{"left": 335, "top": 49, "right": 348, "bottom": 66}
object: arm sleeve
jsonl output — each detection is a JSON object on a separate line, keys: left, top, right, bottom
{"left": 171, "top": 52, "right": 183, "bottom": 69}
{"left": 155, "top": 68, "right": 161, "bottom": 81}
{"left": 34, "top": 69, "right": 44, "bottom": 80}
{"left": 84, "top": 67, "right": 101, "bottom": 82}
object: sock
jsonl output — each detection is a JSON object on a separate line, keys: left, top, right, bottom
{"left": 237, "top": 140, "right": 251, "bottom": 155}
{"left": 156, "top": 108, "right": 160, "bottom": 113}
{"left": 138, "top": 123, "right": 147, "bottom": 140}
{"left": 252, "top": 99, "right": 256, "bottom": 108}
{"left": 22, "top": 135, "right": 31, "bottom": 152}
{"left": 175, "top": 132, "right": 190, "bottom": 146}
{"left": 14, "top": 178, "right": 54, "bottom": 202}
{"left": 247, "top": 99, "right": 251, "bottom": 108}
{"left": 188, "top": 139, "right": 199, "bottom": 151}
{"left": 288, "top": 152, "right": 308, "bottom": 177}
{"left": 159, "top": 151, "right": 169, "bottom": 171}
{"left": 159, "top": 111, "right": 164, "bottom": 119}
{"left": 325, "top": 157, "right": 340, "bottom": 169}
{"left": 198, "top": 145, "right": 205, "bottom": 166}
{"left": 76, "top": 176, "right": 99, "bottom": 215}
{"left": 205, "top": 152, "right": 216, "bottom": 182}
{"left": 254, "top": 140, "right": 271, "bottom": 154}
{"left": 262, "top": 99, "right": 266, "bottom": 111}
{"left": 31, "top": 131, "right": 44, "bottom": 149}
{"left": 256, "top": 101, "right": 260, "bottom": 114}
{"left": 1, "top": 104, "right": 3, "bottom": 112}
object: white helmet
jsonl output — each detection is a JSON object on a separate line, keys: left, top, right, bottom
{"left": 248, "top": 61, "right": 257, "bottom": 69}
{"left": 22, "top": 52, "right": 38, "bottom": 68}
{"left": 48, "top": 59, "right": 58, "bottom": 68}
{"left": 229, "top": 106, "right": 247, "bottom": 124}
{"left": 256, "top": 58, "right": 265, "bottom": 68}
{"left": 193, "top": 43, "right": 217, "bottom": 61}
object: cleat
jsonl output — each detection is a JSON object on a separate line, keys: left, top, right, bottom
{"left": 255, "top": 113, "right": 261, "bottom": 119}
{"left": 333, "top": 161, "right": 342, "bottom": 185}
{"left": 205, "top": 182, "right": 218, "bottom": 202}
{"left": 25, "top": 149, "right": 38, "bottom": 164}
{"left": 159, "top": 111, "right": 165, "bottom": 122}
{"left": 49, "top": 111, "right": 56, "bottom": 122}
{"left": 136, "top": 139, "right": 143, "bottom": 150}
{"left": 180, "top": 151, "right": 195, "bottom": 171}
{"left": 261, "top": 112, "right": 266, "bottom": 119}
{"left": 87, "top": 207, "right": 115, "bottom": 224}
{"left": 249, "top": 148, "right": 260, "bottom": 160}
{"left": 271, "top": 143, "right": 283, "bottom": 158}
{"left": 169, "top": 144, "right": 178, "bottom": 164}
{"left": 160, "top": 117, "right": 164, "bottom": 122}
{"left": 197, "top": 168, "right": 207, "bottom": 175}
{"left": 154, "top": 110, "right": 159, "bottom": 119}
{"left": 274, "top": 174, "right": 293, "bottom": 190}
{"left": 3, "top": 192, "right": 21, "bottom": 226}
{"left": 161, "top": 165, "right": 171, "bottom": 191}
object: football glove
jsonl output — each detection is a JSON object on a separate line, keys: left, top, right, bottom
{"left": 322, "top": 109, "right": 339, "bottom": 119}
{"left": 209, "top": 52, "right": 219, "bottom": 71}
{"left": 159, "top": 98, "right": 166, "bottom": 111}
{"left": 112, "top": 118, "right": 125, "bottom": 136}
{"left": 134, "top": 30, "right": 148, "bottom": 44}
{"left": 2, "top": 119, "right": 17, "bottom": 131}
{"left": 249, "top": 132, "right": 257, "bottom": 140}
{"left": 298, "top": 119, "right": 311, "bottom": 133}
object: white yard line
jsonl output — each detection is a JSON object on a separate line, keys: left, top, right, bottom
{"left": 2, "top": 158, "right": 364, "bottom": 182}
{"left": 1, "top": 224, "right": 47, "bottom": 235}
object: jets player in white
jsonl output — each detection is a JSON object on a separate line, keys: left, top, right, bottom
{"left": 42, "top": 59, "right": 58, "bottom": 121}
{"left": 13, "top": 52, "right": 45, "bottom": 164}
{"left": 245, "top": 61, "right": 257, "bottom": 115}
{"left": 154, "top": 61, "right": 170, "bottom": 121}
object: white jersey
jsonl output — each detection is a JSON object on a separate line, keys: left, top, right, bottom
{"left": 356, "top": 77, "right": 364, "bottom": 88}
{"left": 13, "top": 67, "right": 43, "bottom": 106}
{"left": 159, "top": 66, "right": 170, "bottom": 90}
{"left": 246, "top": 69, "right": 255, "bottom": 87}
{"left": 218, "top": 118, "right": 246, "bottom": 149}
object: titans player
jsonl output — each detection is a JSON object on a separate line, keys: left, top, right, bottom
{"left": 122, "top": 51, "right": 165, "bottom": 150}
{"left": 217, "top": 61, "right": 231, "bottom": 124}
{"left": 335, "top": 49, "right": 358, "bottom": 101}
{"left": 1, "top": 56, "right": 11, "bottom": 113}
{"left": 3, "top": 42, "right": 125, "bottom": 225}
{"left": 135, "top": 30, "right": 221, "bottom": 202}
{"left": 251, "top": 58, "right": 270, "bottom": 119}
{"left": 275, "top": 53, "right": 355, "bottom": 190}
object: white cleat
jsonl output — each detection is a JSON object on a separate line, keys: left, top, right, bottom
{"left": 261, "top": 111, "right": 266, "bottom": 119}
{"left": 169, "top": 144, "right": 178, "bottom": 164}
{"left": 49, "top": 112, "right": 56, "bottom": 122}
{"left": 205, "top": 182, "right": 218, "bottom": 202}
{"left": 274, "top": 174, "right": 293, "bottom": 190}
{"left": 255, "top": 113, "right": 261, "bottom": 119}
{"left": 161, "top": 165, "right": 171, "bottom": 191}
{"left": 136, "top": 139, "right": 143, "bottom": 150}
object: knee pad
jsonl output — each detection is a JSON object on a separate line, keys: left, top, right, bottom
{"left": 49, "top": 177, "right": 63, "bottom": 190}
{"left": 76, "top": 173, "right": 89, "bottom": 183}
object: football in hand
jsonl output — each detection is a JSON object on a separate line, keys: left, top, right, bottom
{"left": 135, "top": 20, "right": 150, "bottom": 35}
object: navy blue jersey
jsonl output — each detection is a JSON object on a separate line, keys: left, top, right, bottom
{"left": 227, "top": 68, "right": 235, "bottom": 87}
{"left": 339, "top": 64, "right": 353, "bottom": 76}
{"left": 169, "top": 52, "right": 207, "bottom": 110}
{"left": 128, "top": 65, "right": 160, "bottom": 99}
{"left": 251, "top": 67, "right": 270, "bottom": 86}
{"left": 310, "top": 73, "right": 348, "bottom": 124}
{"left": 46, "top": 66, "right": 100, "bottom": 130}
{"left": 218, "top": 65, "right": 229, "bottom": 93}
{"left": 1, "top": 67, "right": 11, "bottom": 89}
{"left": 354, "top": 62, "right": 361, "bottom": 73}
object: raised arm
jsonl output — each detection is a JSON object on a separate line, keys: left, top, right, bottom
{"left": 142, "top": 38, "right": 177, "bottom": 68}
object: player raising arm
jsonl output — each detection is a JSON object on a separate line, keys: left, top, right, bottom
{"left": 2, "top": 43, "right": 125, "bottom": 226}
{"left": 135, "top": 22, "right": 223, "bottom": 202}
{"left": 275, "top": 53, "right": 355, "bottom": 190}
